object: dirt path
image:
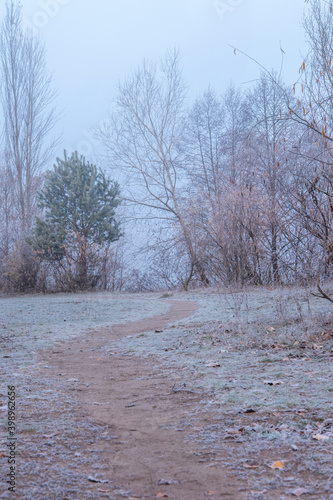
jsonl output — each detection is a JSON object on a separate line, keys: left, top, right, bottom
{"left": 37, "top": 299, "right": 244, "bottom": 499}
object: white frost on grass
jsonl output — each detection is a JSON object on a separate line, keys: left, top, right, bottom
{"left": 110, "top": 288, "right": 333, "bottom": 418}
{"left": 0, "top": 292, "right": 169, "bottom": 371}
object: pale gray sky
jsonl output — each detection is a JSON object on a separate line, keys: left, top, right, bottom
{"left": 14, "top": 0, "right": 308, "bottom": 162}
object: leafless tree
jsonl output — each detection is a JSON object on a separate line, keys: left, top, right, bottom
{"left": 245, "top": 73, "right": 298, "bottom": 283}
{"left": 286, "top": 0, "right": 333, "bottom": 284}
{"left": 98, "top": 50, "right": 208, "bottom": 289}
{"left": 292, "top": 0, "right": 333, "bottom": 145}
{"left": 0, "top": 1, "right": 58, "bottom": 233}
{"left": 0, "top": 1, "right": 58, "bottom": 292}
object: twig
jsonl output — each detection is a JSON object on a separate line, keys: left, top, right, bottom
{"left": 311, "top": 283, "right": 333, "bottom": 304}
{"left": 171, "top": 383, "right": 195, "bottom": 394}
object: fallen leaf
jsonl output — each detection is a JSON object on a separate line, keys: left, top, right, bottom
{"left": 242, "top": 408, "right": 256, "bottom": 413}
{"left": 156, "top": 493, "right": 168, "bottom": 498}
{"left": 291, "top": 488, "right": 309, "bottom": 497}
{"left": 244, "top": 462, "right": 259, "bottom": 469}
{"left": 266, "top": 326, "right": 275, "bottom": 332}
{"left": 157, "top": 479, "right": 177, "bottom": 485}
{"left": 264, "top": 380, "right": 284, "bottom": 386}
{"left": 227, "top": 428, "right": 243, "bottom": 435}
{"left": 313, "top": 433, "right": 329, "bottom": 441}
{"left": 206, "top": 492, "right": 215, "bottom": 496}
{"left": 296, "top": 409, "right": 307, "bottom": 415}
{"left": 270, "top": 460, "right": 284, "bottom": 469}
{"left": 87, "top": 476, "right": 109, "bottom": 483}
{"left": 205, "top": 363, "right": 220, "bottom": 368}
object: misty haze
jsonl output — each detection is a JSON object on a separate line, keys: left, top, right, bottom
{"left": 1, "top": 1, "right": 333, "bottom": 499}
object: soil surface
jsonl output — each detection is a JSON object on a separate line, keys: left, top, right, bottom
{"left": 36, "top": 299, "right": 245, "bottom": 499}
{"left": 2, "top": 293, "right": 332, "bottom": 499}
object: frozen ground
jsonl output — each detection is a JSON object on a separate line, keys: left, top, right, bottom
{"left": 0, "top": 286, "right": 333, "bottom": 498}
{"left": 0, "top": 292, "right": 169, "bottom": 373}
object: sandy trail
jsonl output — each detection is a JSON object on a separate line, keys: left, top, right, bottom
{"left": 38, "top": 298, "right": 243, "bottom": 499}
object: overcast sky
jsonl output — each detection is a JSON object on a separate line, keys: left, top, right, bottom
{"left": 13, "top": 0, "right": 309, "bottom": 162}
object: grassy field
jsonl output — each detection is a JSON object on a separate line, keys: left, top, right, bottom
{"left": 1, "top": 285, "right": 333, "bottom": 498}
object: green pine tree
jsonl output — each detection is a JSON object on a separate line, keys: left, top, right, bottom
{"left": 29, "top": 151, "right": 121, "bottom": 290}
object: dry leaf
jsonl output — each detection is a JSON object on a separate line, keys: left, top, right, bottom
{"left": 87, "top": 476, "right": 109, "bottom": 483}
{"left": 242, "top": 408, "right": 256, "bottom": 413}
{"left": 156, "top": 493, "right": 168, "bottom": 498}
{"left": 291, "top": 488, "right": 309, "bottom": 497}
{"left": 244, "top": 462, "right": 259, "bottom": 469}
{"left": 266, "top": 326, "right": 275, "bottom": 332}
{"left": 206, "top": 492, "right": 215, "bottom": 496}
{"left": 270, "top": 460, "right": 284, "bottom": 469}
{"left": 264, "top": 380, "right": 284, "bottom": 385}
{"left": 313, "top": 433, "right": 329, "bottom": 441}
{"left": 227, "top": 428, "right": 243, "bottom": 435}
{"left": 205, "top": 362, "right": 220, "bottom": 368}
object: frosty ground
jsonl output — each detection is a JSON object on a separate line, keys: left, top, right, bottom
{"left": 0, "top": 286, "right": 333, "bottom": 499}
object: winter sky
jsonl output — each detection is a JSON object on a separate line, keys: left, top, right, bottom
{"left": 12, "top": 0, "right": 309, "bottom": 163}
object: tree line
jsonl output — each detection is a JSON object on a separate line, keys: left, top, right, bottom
{"left": 1, "top": 0, "right": 333, "bottom": 293}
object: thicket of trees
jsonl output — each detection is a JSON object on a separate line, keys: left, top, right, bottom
{"left": 0, "top": 2, "right": 122, "bottom": 292}
{"left": 1, "top": 0, "right": 333, "bottom": 293}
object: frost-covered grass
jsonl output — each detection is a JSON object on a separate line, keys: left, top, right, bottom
{"left": 1, "top": 286, "right": 333, "bottom": 432}
{"left": 0, "top": 291, "right": 169, "bottom": 374}
{"left": 109, "top": 286, "right": 333, "bottom": 418}
{"left": 102, "top": 286, "right": 333, "bottom": 497}
{"left": 0, "top": 286, "right": 332, "bottom": 498}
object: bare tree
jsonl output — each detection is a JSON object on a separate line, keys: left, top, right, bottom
{"left": 245, "top": 73, "right": 297, "bottom": 283}
{"left": 288, "top": 0, "right": 333, "bottom": 283}
{"left": 98, "top": 50, "right": 206, "bottom": 289}
{"left": 0, "top": 1, "right": 58, "bottom": 292}
{"left": 0, "top": 1, "right": 58, "bottom": 233}
{"left": 293, "top": 0, "right": 333, "bottom": 144}
{"left": 0, "top": 155, "right": 15, "bottom": 260}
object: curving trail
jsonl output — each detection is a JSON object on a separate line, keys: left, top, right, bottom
{"left": 38, "top": 298, "right": 243, "bottom": 499}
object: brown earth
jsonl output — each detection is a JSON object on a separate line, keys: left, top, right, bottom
{"left": 36, "top": 299, "right": 250, "bottom": 499}
{"left": 3, "top": 292, "right": 332, "bottom": 499}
